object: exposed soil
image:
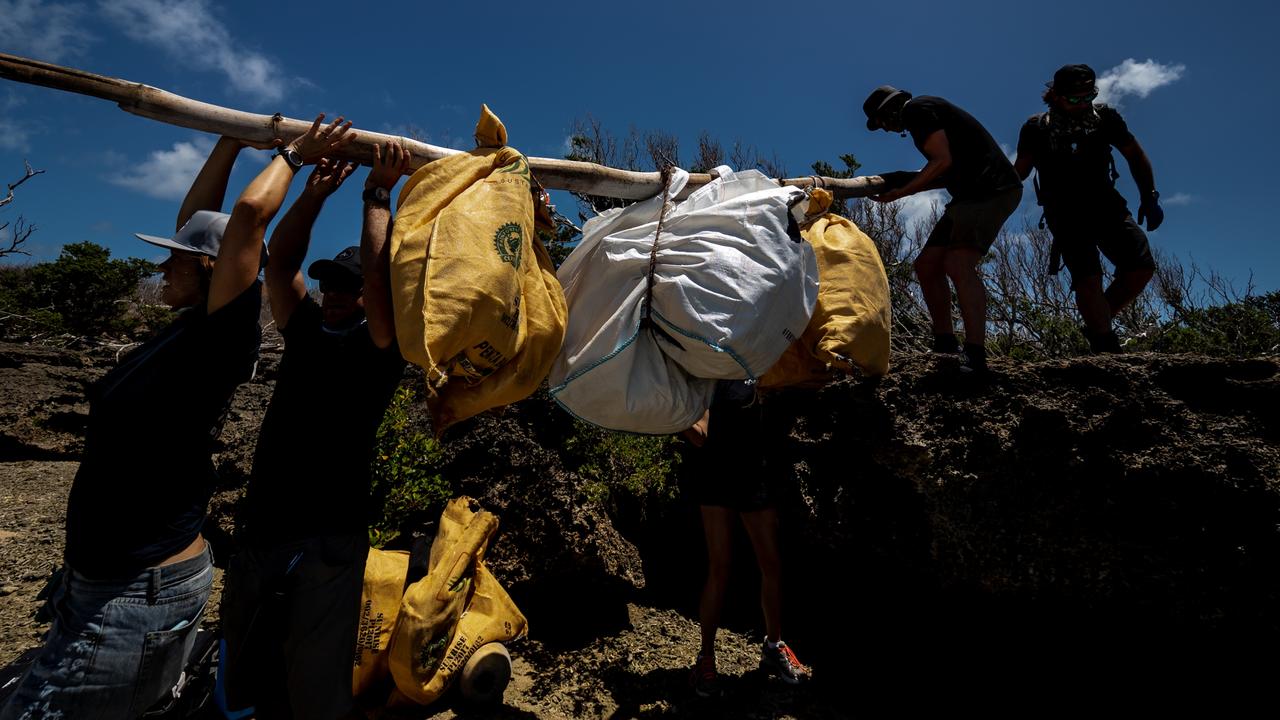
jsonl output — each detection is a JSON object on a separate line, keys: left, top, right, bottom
{"left": 2, "top": 341, "right": 1279, "bottom": 715}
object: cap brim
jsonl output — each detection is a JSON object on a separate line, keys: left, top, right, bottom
{"left": 307, "top": 259, "right": 360, "bottom": 282}
{"left": 135, "top": 233, "right": 212, "bottom": 256}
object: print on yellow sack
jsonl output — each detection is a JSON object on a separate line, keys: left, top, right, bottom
{"left": 388, "top": 497, "right": 528, "bottom": 706}
{"left": 759, "top": 188, "right": 892, "bottom": 387}
{"left": 390, "top": 105, "right": 567, "bottom": 432}
{"left": 352, "top": 548, "right": 410, "bottom": 698}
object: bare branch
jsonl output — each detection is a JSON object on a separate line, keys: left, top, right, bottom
{"left": 0, "top": 216, "right": 36, "bottom": 258}
{"left": 0, "top": 159, "right": 46, "bottom": 209}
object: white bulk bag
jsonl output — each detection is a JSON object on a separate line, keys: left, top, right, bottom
{"left": 549, "top": 165, "right": 818, "bottom": 434}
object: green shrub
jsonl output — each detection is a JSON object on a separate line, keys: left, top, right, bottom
{"left": 367, "top": 386, "right": 451, "bottom": 548}
{"left": 0, "top": 242, "right": 158, "bottom": 339}
{"left": 563, "top": 423, "right": 682, "bottom": 515}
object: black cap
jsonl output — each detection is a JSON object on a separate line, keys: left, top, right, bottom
{"left": 1047, "top": 64, "right": 1097, "bottom": 94}
{"left": 307, "top": 245, "right": 362, "bottom": 285}
{"left": 863, "top": 85, "right": 911, "bottom": 130}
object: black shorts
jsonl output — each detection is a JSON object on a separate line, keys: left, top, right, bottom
{"left": 220, "top": 533, "right": 368, "bottom": 720}
{"left": 681, "top": 381, "right": 776, "bottom": 512}
{"left": 924, "top": 185, "right": 1023, "bottom": 254}
{"left": 1047, "top": 212, "right": 1156, "bottom": 289}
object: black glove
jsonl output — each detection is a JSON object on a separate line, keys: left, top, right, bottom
{"left": 877, "top": 170, "right": 919, "bottom": 191}
{"left": 1137, "top": 191, "right": 1164, "bottom": 232}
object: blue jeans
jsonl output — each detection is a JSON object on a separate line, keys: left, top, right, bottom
{"left": 0, "top": 545, "right": 213, "bottom": 720}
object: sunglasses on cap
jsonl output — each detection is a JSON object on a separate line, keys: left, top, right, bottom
{"left": 319, "top": 279, "right": 363, "bottom": 295}
{"left": 1063, "top": 91, "right": 1099, "bottom": 105}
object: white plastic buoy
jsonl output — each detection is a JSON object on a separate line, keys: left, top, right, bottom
{"left": 458, "top": 643, "right": 512, "bottom": 705}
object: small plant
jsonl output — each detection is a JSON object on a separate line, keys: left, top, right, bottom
{"left": 367, "top": 387, "right": 450, "bottom": 548}
{"left": 563, "top": 422, "right": 682, "bottom": 516}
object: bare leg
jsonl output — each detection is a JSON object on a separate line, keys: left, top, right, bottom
{"left": 943, "top": 247, "right": 987, "bottom": 345}
{"left": 1074, "top": 274, "right": 1112, "bottom": 334}
{"left": 914, "top": 246, "right": 954, "bottom": 336}
{"left": 699, "top": 506, "right": 735, "bottom": 656}
{"left": 740, "top": 508, "right": 782, "bottom": 644}
{"left": 1104, "top": 268, "right": 1155, "bottom": 318}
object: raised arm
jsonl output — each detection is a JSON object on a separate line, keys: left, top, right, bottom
{"left": 208, "top": 114, "right": 356, "bottom": 315}
{"left": 266, "top": 158, "right": 357, "bottom": 329}
{"left": 176, "top": 136, "right": 279, "bottom": 232}
{"left": 360, "top": 141, "right": 410, "bottom": 349}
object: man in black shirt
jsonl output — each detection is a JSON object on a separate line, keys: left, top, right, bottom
{"left": 1014, "top": 64, "right": 1164, "bottom": 353}
{"left": 222, "top": 142, "right": 411, "bottom": 719}
{"left": 864, "top": 86, "right": 1023, "bottom": 372}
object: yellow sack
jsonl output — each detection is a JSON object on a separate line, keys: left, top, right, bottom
{"left": 388, "top": 497, "right": 528, "bottom": 706}
{"left": 759, "top": 189, "right": 891, "bottom": 387}
{"left": 390, "top": 105, "right": 567, "bottom": 433}
{"left": 353, "top": 548, "right": 410, "bottom": 698}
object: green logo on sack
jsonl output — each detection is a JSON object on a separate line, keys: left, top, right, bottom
{"left": 418, "top": 634, "right": 449, "bottom": 673}
{"left": 494, "top": 222, "right": 523, "bottom": 269}
{"left": 497, "top": 155, "right": 530, "bottom": 180}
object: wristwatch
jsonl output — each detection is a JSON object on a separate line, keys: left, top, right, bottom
{"left": 275, "top": 146, "right": 304, "bottom": 172}
{"left": 363, "top": 186, "right": 391, "bottom": 207}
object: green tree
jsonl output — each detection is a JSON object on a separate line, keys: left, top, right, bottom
{"left": 10, "top": 242, "right": 156, "bottom": 337}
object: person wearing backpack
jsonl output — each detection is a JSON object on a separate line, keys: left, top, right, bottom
{"left": 1013, "top": 64, "right": 1164, "bottom": 353}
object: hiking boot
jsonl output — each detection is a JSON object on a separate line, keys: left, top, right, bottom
{"left": 958, "top": 342, "right": 988, "bottom": 374}
{"left": 690, "top": 652, "right": 719, "bottom": 697}
{"left": 760, "top": 640, "right": 811, "bottom": 685}
{"left": 1084, "top": 327, "right": 1123, "bottom": 354}
{"left": 931, "top": 333, "right": 961, "bottom": 354}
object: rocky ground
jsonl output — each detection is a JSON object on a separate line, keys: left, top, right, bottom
{"left": 2, "top": 340, "right": 1279, "bottom": 716}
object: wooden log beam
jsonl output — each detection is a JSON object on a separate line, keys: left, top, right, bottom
{"left": 0, "top": 52, "right": 887, "bottom": 201}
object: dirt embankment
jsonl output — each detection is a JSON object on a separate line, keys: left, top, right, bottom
{"left": 2, "top": 341, "right": 1278, "bottom": 713}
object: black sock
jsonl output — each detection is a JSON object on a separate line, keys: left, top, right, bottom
{"left": 1085, "top": 328, "right": 1122, "bottom": 354}
{"left": 932, "top": 333, "right": 961, "bottom": 353}
{"left": 963, "top": 343, "right": 988, "bottom": 369}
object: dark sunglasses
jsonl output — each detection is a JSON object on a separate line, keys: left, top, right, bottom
{"left": 1063, "top": 91, "right": 1099, "bottom": 105}
{"left": 319, "top": 280, "right": 362, "bottom": 295}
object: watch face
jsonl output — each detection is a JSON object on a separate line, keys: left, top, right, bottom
{"left": 376, "top": 188, "right": 390, "bottom": 202}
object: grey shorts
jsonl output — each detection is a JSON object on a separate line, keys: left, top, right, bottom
{"left": 925, "top": 185, "right": 1024, "bottom": 254}
{"left": 1047, "top": 213, "right": 1156, "bottom": 289}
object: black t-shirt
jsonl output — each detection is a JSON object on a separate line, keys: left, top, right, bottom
{"left": 66, "top": 282, "right": 262, "bottom": 579}
{"left": 901, "top": 96, "right": 1020, "bottom": 202}
{"left": 245, "top": 297, "right": 406, "bottom": 545}
{"left": 1017, "top": 104, "right": 1135, "bottom": 215}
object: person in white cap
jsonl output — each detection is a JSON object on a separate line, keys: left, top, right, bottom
{"left": 0, "top": 114, "right": 356, "bottom": 720}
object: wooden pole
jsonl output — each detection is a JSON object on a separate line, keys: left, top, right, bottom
{"left": 0, "top": 52, "right": 887, "bottom": 201}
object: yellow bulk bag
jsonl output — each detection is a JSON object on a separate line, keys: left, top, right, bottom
{"left": 390, "top": 105, "right": 567, "bottom": 432}
{"left": 388, "top": 497, "right": 528, "bottom": 706}
{"left": 353, "top": 548, "right": 410, "bottom": 698}
{"left": 759, "top": 189, "right": 891, "bottom": 387}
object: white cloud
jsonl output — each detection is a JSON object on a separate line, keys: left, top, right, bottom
{"left": 99, "top": 0, "right": 287, "bottom": 102}
{"left": 1163, "top": 192, "right": 1194, "bottom": 206}
{"left": 1096, "top": 59, "right": 1185, "bottom": 107}
{"left": 895, "top": 189, "right": 946, "bottom": 230}
{"left": 109, "top": 136, "right": 215, "bottom": 200}
{"left": 0, "top": 0, "right": 94, "bottom": 63}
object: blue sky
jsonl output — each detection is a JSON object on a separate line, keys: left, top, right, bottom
{"left": 2, "top": 0, "right": 1276, "bottom": 294}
